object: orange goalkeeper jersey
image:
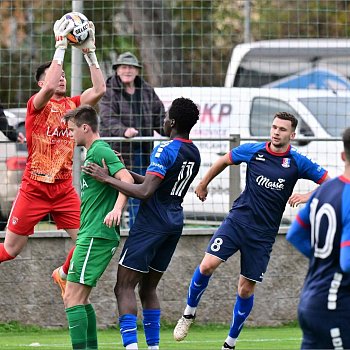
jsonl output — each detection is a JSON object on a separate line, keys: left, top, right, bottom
{"left": 24, "top": 94, "right": 81, "bottom": 183}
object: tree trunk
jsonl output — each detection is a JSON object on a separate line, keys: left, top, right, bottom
{"left": 124, "top": 0, "right": 190, "bottom": 86}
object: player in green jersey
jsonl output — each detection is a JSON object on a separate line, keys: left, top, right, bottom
{"left": 62, "top": 105, "right": 134, "bottom": 350}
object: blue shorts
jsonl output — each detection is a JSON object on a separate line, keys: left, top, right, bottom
{"left": 205, "top": 216, "right": 276, "bottom": 282}
{"left": 298, "top": 307, "right": 350, "bottom": 349}
{"left": 119, "top": 228, "right": 182, "bottom": 273}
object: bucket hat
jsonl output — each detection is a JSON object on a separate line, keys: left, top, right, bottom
{"left": 112, "top": 52, "right": 142, "bottom": 70}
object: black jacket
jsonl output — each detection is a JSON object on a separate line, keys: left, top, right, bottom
{"left": 99, "top": 75, "right": 165, "bottom": 168}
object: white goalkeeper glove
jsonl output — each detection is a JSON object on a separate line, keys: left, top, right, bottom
{"left": 53, "top": 17, "right": 74, "bottom": 50}
{"left": 74, "top": 21, "right": 96, "bottom": 53}
{"left": 53, "top": 17, "right": 74, "bottom": 64}
{"left": 74, "top": 22, "right": 100, "bottom": 69}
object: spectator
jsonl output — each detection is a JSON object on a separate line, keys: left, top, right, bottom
{"left": 99, "top": 52, "right": 165, "bottom": 227}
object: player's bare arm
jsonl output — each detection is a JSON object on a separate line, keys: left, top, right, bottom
{"left": 33, "top": 62, "right": 65, "bottom": 110}
{"left": 195, "top": 152, "right": 233, "bottom": 202}
{"left": 103, "top": 168, "right": 133, "bottom": 228}
{"left": 82, "top": 161, "right": 162, "bottom": 200}
{"left": 288, "top": 174, "right": 331, "bottom": 207}
{"left": 128, "top": 170, "right": 145, "bottom": 184}
{"left": 77, "top": 22, "right": 106, "bottom": 106}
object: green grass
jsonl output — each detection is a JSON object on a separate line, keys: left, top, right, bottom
{"left": 0, "top": 321, "right": 302, "bottom": 349}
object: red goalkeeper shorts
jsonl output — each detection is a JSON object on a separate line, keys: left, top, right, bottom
{"left": 7, "top": 176, "right": 80, "bottom": 236}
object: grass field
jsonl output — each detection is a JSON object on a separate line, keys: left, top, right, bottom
{"left": 0, "top": 322, "right": 302, "bottom": 349}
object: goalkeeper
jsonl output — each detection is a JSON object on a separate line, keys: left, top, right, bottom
{"left": 0, "top": 17, "right": 105, "bottom": 272}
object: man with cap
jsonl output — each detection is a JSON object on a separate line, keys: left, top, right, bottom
{"left": 99, "top": 52, "right": 165, "bottom": 227}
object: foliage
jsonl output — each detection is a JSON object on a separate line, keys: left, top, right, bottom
{"left": 1, "top": 1, "right": 350, "bottom": 105}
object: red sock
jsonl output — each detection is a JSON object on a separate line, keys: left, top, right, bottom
{"left": 0, "top": 244, "right": 15, "bottom": 262}
{"left": 62, "top": 246, "right": 75, "bottom": 275}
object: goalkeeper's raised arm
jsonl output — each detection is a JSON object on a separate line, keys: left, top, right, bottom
{"left": 74, "top": 21, "right": 106, "bottom": 106}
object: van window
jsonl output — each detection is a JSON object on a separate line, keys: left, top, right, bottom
{"left": 235, "top": 60, "right": 297, "bottom": 88}
{"left": 250, "top": 97, "right": 314, "bottom": 137}
{"left": 226, "top": 40, "right": 350, "bottom": 89}
{"left": 250, "top": 98, "right": 295, "bottom": 136}
{"left": 300, "top": 97, "right": 350, "bottom": 136}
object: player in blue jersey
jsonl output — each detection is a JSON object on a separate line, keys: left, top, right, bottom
{"left": 173, "top": 112, "right": 330, "bottom": 350}
{"left": 82, "top": 97, "right": 201, "bottom": 350}
{"left": 286, "top": 127, "right": 350, "bottom": 350}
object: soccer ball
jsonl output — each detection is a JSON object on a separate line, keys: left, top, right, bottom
{"left": 63, "top": 12, "right": 89, "bottom": 44}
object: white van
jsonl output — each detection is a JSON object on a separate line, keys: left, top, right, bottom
{"left": 224, "top": 39, "right": 350, "bottom": 89}
{"left": 155, "top": 87, "right": 350, "bottom": 224}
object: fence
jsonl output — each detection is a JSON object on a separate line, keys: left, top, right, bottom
{"left": 0, "top": 227, "right": 307, "bottom": 328}
{"left": 0, "top": 132, "right": 344, "bottom": 232}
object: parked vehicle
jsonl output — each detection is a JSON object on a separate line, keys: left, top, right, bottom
{"left": 224, "top": 39, "right": 350, "bottom": 89}
{"left": 0, "top": 108, "right": 27, "bottom": 230}
{"left": 155, "top": 87, "right": 350, "bottom": 224}
{"left": 2, "top": 87, "right": 350, "bottom": 228}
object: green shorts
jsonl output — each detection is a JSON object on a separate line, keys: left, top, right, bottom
{"left": 67, "top": 236, "right": 119, "bottom": 287}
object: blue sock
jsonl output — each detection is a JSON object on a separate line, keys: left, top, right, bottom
{"left": 142, "top": 309, "right": 160, "bottom": 346}
{"left": 187, "top": 266, "right": 211, "bottom": 307}
{"left": 228, "top": 294, "right": 254, "bottom": 339}
{"left": 119, "top": 314, "right": 138, "bottom": 347}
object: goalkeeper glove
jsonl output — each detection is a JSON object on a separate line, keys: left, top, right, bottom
{"left": 53, "top": 17, "right": 74, "bottom": 50}
{"left": 74, "top": 22, "right": 100, "bottom": 69}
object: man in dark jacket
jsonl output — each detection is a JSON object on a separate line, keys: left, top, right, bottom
{"left": 99, "top": 52, "right": 165, "bottom": 227}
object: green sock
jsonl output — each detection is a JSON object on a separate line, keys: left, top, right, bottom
{"left": 66, "top": 305, "right": 88, "bottom": 349}
{"left": 85, "top": 304, "right": 98, "bottom": 349}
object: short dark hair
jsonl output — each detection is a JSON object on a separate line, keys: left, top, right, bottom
{"left": 64, "top": 105, "right": 99, "bottom": 133}
{"left": 168, "top": 97, "right": 199, "bottom": 133}
{"left": 274, "top": 112, "right": 298, "bottom": 131}
{"left": 343, "top": 127, "right": 350, "bottom": 161}
{"left": 35, "top": 61, "right": 52, "bottom": 82}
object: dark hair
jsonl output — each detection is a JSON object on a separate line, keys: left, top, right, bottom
{"left": 274, "top": 111, "right": 298, "bottom": 131}
{"left": 168, "top": 97, "right": 199, "bottom": 133}
{"left": 343, "top": 127, "right": 350, "bottom": 161}
{"left": 35, "top": 61, "right": 52, "bottom": 82}
{"left": 64, "top": 105, "right": 99, "bottom": 133}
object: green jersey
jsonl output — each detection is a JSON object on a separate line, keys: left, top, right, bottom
{"left": 79, "top": 139, "right": 125, "bottom": 240}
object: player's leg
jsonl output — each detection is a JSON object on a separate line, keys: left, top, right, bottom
{"left": 139, "top": 270, "right": 163, "bottom": 350}
{"left": 116, "top": 228, "right": 167, "bottom": 349}
{"left": 222, "top": 276, "right": 255, "bottom": 350}
{"left": 52, "top": 242, "right": 76, "bottom": 297}
{"left": 64, "top": 282, "right": 92, "bottom": 350}
{"left": 174, "top": 217, "right": 239, "bottom": 342}
{"left": 173, "top": 253, "right": 222, "bottom": 341}
{"left": 115, "top": 265, "right": 143, "bottom": 350}
{"left": 65, "top": 237, "right": 118, "bottom": 350}
{"left": 1, "top": 180, "right": 49, "bottom": 262}
{"left": 139, "top": 232, "right": 181, "bottom": 350}
{"left": 50, "top": 182, "right": 80, "bottom": 296}
{"left": 64, "top": 242, "right": 92, "bottom": 350}
{"left": 0, "top": 229, "right": 28, "bottom": 261}
{"left": 222, "top": 228, "right": 275, "bottom": 349}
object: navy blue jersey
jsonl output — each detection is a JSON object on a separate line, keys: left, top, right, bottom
{"left": 287, "top": 176, "right": 350, "bottom": 312}
{"left": 229, "top": 142, "right": 327, "bottom": 233}
{"left": 132, "top": 138, "right": 200, "bottom": 234}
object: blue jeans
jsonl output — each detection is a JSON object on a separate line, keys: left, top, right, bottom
{"left": 128, "top": 146, "right": 148, "bottom": 228}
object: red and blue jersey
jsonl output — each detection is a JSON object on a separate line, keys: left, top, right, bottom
{"left": 287, "top": 176, "right": 350, "bottom": 311}
{"left": 132, "top": 138, "right": 201, "bottom": 234}
{"left": 229, "top": 141, "right": 327, "bottom": 233}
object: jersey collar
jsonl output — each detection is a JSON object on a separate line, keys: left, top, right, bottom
{"left": 265, "top": 142, "right": 291, "bottom": 156}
